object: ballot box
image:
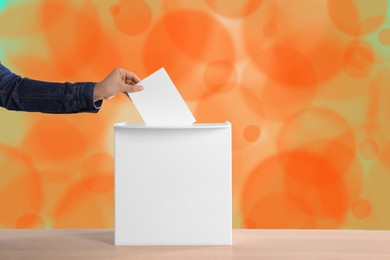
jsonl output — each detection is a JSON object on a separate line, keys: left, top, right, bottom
{"left": 114, "top": 122, "right": 232, "bottom": 245}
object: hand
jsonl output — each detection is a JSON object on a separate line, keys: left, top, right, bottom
{"left": 93, "top": 68, "right": 143, "bottom": 102}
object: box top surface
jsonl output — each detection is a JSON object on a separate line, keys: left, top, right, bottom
{"left": 114, "top": 122, "right": 231, "bottom": 129}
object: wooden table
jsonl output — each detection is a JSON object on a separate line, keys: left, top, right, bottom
{"left": 1, "top": 229, "right": 390, "bottom": 259}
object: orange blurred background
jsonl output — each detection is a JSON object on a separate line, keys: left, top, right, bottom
{"left": 1, "top": 0, "right": 390, "bottom": 229}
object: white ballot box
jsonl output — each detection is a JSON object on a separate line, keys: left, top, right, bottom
{"left": 114, "top": 122, "right": 232, "bottom": 246}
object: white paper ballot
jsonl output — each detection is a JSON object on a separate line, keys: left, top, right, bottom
{"left": 127, "top": 68, "right": 196, "bottom": 126}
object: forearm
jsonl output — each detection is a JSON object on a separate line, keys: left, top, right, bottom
{"left": 0, "top": 64, "right": 102, "bottom": 113}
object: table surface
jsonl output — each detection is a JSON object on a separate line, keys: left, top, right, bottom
{"left": 1, "top": 229, "right": 390, "bottom": 260}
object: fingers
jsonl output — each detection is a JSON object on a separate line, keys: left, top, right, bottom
{"left": 122, "top": 84, "right": 144, "bottom": 93}
{"left": 119, "top": 68, "right": 141, "bottom": 83}
{"left": 125, "top": 79, "right": 137, "bottom": 85}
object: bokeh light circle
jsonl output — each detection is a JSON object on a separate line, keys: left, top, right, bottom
{"left": 351, "top": 199, "right": 372, "bottom": 219}
{"left": 283, "top": 149, "right": 351, "bottom": 222}
{"left": 112, "top": 0, "right": 152, "bottom": 36}
{"left": 53, "top": 182, "right": 109, "bottom": 228}
{"left": 327, "top": 0, "right": 387, "bottom": 36}
{"left": 160, "top": 10, "right": 234, "bottom": 62}
{"left": 0, "top": 145, "right": 43, "bottom": 227}
{"left": 243, "top": 1, "right": 345, "bottom": 90}
{"left": 241, "top": 60, "right": 316, "bottom": 122}
{"left": 241, "top": 145, "right": 363, "bottom": 229}
{"left": 205, "top": 0, "right": 263, "bottom": 19}
{"left": 247, "top": 192, "right": 316, "bottom": 229}
{"left": 243, "top": 125, "right": 261, "bottom": 142}
{"left": 143, "top": 10, "right": 235, "bottom": 100}
{"left": 15, "top": 213, "right": 45, "bottom": 228}
{"left": 262, "top": 22, "right": 277, "bottom": 37}
{"left": 22, "top": 119, "right": 88, "bottom": 163}
{"left": 195, "top": 85, "right": 262, "bottom": 150}
{"left": 343, "top": 40, "right": 375, "bottom": 78}
{"left": 277, "top": 108, "right": 356, "bottom": 154}
{"left": 203, "top": 60, "right": 237, "bottom": 93}
{"left": 364, "top": 161, "right": 390, "bottom": 228}
{"left": 80, "top": 153, "right": 114, "bottom": 193}
{"left": 276, "top": 108, "right": 364, "bottom": 227}
{"left": 358, "top": 139, "right": 380, "bottom": 160}
{"left": 109, "top": 4, "right": 120, "bottom": 16}
{"left": 40, "top": 0, "right": 103, "bottom": 78}
{"left": 240, "top": 218, "right": 257, "bottom": 228}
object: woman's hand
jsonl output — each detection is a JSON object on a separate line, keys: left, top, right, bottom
{"left": 93, "top": 68, "right": 143, "bottom": 102}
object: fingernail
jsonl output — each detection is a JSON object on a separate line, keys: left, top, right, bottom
{"left": 138, "top": 86, "right": 144, "bottom": 91}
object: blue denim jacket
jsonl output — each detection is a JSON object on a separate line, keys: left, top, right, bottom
{"left": 0, "top": 63, "right": 102, "bottom": 113}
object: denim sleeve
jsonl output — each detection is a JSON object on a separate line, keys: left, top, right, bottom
{"left": 0, "top": 63, "right": 103, "bottom": 114}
